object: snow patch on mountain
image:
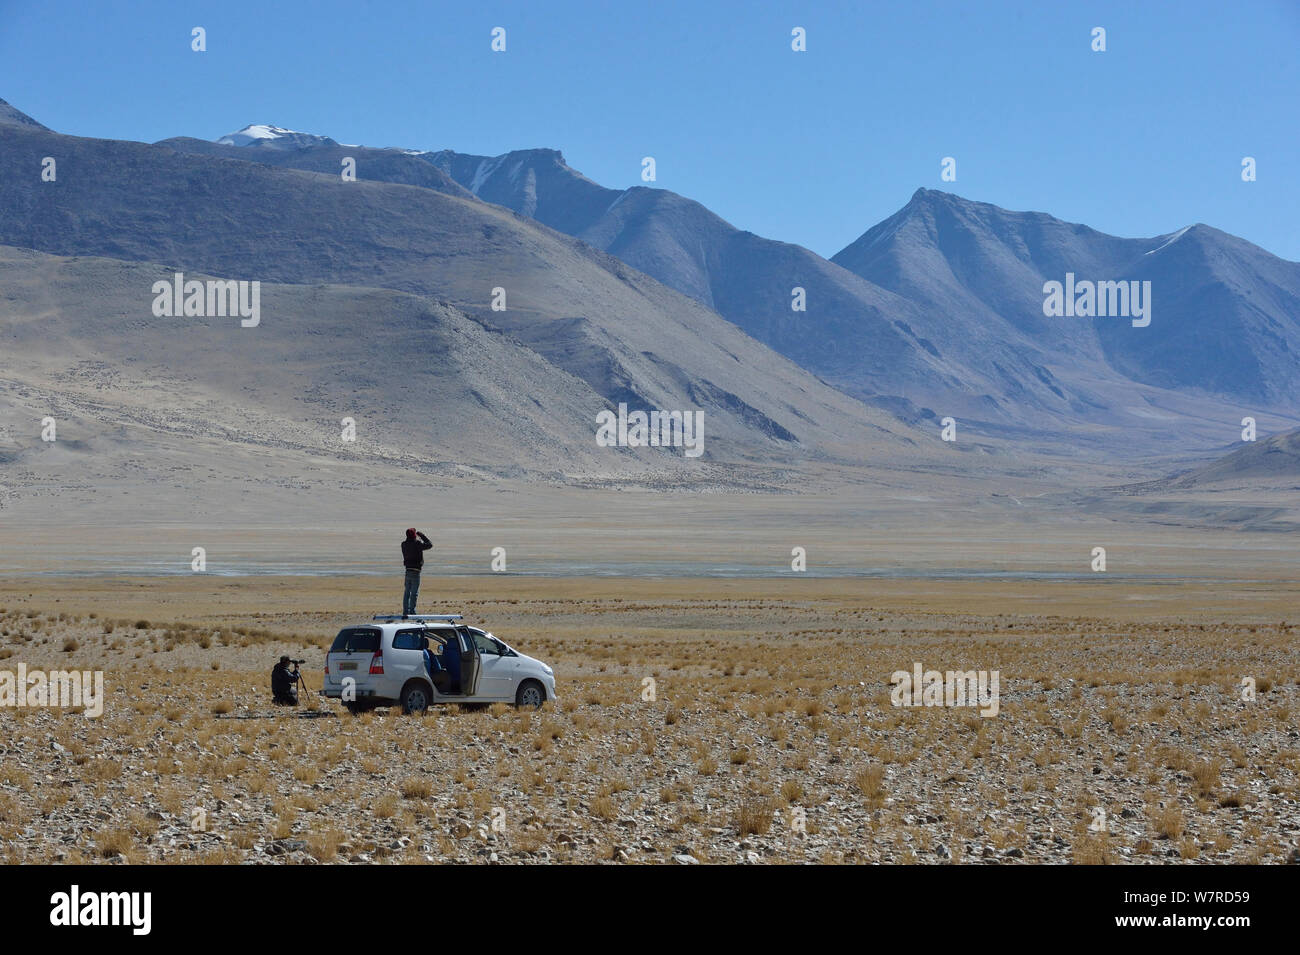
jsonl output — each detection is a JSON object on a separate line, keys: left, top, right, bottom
{"left": 603, "top": 190, "right": 630, "bottom": 214}
{"left": 1144, "top": 225, "right": 1192, "bottom": 255}
{"left": 469, "top": 156, "right": 506, "bottom": 195}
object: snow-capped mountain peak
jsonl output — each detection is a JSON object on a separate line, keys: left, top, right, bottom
{"left": 215, "top": 124, "right": 338, "bottom": 149}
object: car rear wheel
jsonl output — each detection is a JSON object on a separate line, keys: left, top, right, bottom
{"left": 344, "top": 701, "right": 372, "bottom": 715}
{"left": 515, "top": 680, "right": 545, "bottom": 709}
{"left": 401, "top": 681, "right": 431, "bottom": 715}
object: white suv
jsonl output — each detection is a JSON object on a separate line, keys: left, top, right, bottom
{"left": 322, "top": 614, "right": 557, "bottom": 714}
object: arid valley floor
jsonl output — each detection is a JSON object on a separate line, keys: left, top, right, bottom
{"left": 2, "top": 572, "right": 1297, "bottom": 865}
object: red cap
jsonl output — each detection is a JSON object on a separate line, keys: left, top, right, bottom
{"left": 406, "top": 528, "right": 417, "bottom": 538}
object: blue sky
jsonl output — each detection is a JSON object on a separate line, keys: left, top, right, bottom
{"left": 2, "top": 0, "right": 1296, "bottom": 260}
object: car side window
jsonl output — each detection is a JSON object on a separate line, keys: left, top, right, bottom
{"left": 470, "top": 630, "right": 499, "bottom": 654}
{"left": 392, "top": 629, "right": 423, "bottom": 650}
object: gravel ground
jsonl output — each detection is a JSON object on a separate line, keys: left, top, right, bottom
{"left": 1, "top": 580, "right": 1298, "bottom": 865}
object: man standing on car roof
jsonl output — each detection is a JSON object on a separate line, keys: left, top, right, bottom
{"left": 401, "top": 528, "right": 433, "bottom": 618}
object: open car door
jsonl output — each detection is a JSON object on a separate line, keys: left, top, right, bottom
{"left": 456, "top": 627, "right": 482, "bottom": 696}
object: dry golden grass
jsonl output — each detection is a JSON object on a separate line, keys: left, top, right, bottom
{"left": 400, "top": 778, "right": 432, "bottom": 799}
{"left": 1153, "top": 806, "right": 1186, "bottom": 840}
{"left": 1191, "top": 758, "right": 1222, "bottom": 796}
{"left": 94, "top": 828, "right": 133, "bottom": 859}
{"left": 1073, "top": 835, "right": 1111, "bottom": 865}
{"left": 307, "top": 827, "right": 342, "bottom": 861}
{"left": 855, "top": 765, "right": 886, "bottom": 800}
{"left": 0, "top": 574, "right": 1296, "bottom": 864}
{"left": 735, "top": 799, "right": 777, "bottom": 836}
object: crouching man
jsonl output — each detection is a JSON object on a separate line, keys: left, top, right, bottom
{"left": 271, "top": 655, "right": 299, "bottom": 706}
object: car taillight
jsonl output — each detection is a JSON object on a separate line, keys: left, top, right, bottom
{"left": 369, "top": 650, "right": 384, "bottom": 675}
{"left": 324, "top": 652, "right": 330, "bottom": 677}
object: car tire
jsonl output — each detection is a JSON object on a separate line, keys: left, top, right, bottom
{"left": 344, "top": 701, "right": 372, "bottom": 716}
{"left": 401, "top": 681, "right": 431, "bottom": 715}
{"left": 515, "top": 680, "right": 545, "bottom": 709}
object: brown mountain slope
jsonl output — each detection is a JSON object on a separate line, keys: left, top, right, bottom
{"left": 0, "top": 123, "right": 935, "bottom": 473}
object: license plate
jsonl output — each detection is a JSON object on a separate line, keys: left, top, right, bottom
{"left": 339, "top": 662, "right": 357, "bottom": 671}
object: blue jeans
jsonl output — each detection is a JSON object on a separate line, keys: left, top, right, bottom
{"left": 403, "top": 569, "right": 421, "bottom": 615}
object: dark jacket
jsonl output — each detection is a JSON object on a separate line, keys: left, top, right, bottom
{"left": 271, "top": 662, "right": 295, "bottom": 696}
{"left": 402, "top": 533, "right": 432, "bottom": 570}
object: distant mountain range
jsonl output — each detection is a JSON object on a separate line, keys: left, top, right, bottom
{"left": 833, "top": 191, "right": 1300, "bottom": 412}
{"left": 146, "top": 120, "right": 1300, "bottom": 453}
{"left": 0, "top": 103, "right": 940, "bottom": 494}
{"left": 424, "top": 148, "right": 1300, "bottom": 442}
{"left": 2, "top": 99, "right": 1298, "bottom": 498}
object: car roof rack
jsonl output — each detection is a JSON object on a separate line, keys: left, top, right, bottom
{"left": 372, "top": 613, "right": 463, "bottom": 623}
